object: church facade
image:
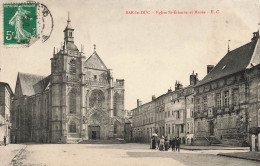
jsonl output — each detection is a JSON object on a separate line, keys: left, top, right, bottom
{"left": 11, "top": 17, "right": 125, "bottom": 143}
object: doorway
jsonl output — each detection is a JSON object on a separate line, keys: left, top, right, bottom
{"left": 88, "top": 125, "right": 100, "bottom": 139}
{"left": 209, "top": 121, "right": 214, "bottom": 135}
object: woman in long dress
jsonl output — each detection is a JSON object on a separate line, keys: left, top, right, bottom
{"left": 159, "top": 136, "right": 165, "bottom": 151}
{"left": 9, "top": 6, "right": 32, "bottom": 42}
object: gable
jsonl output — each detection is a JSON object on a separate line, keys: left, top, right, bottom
{"left": 16, "top": 72, "right": 46, "bottom": 96}
{"left": 84, "top": 51, "right": 108, "bottom": 71}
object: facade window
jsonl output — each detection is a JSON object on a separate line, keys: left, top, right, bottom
{"left": 190, "top": 122, "right": 193, "bottom": 133}
{"left": 94, "top": 75, "right": 97, "bottom": 80}
{"left": 187, "top": 123, "right": 190, "bottom": 133}
{"left": 233, "top": 89, "right": 239, "bottom": 106}
{"left": 172, "top": 124, "right": 174, "bottom": 134}
{"left": 216, "top": 93, "right": 221, "bottom": 109}
{"left": 196, "top": 99, "right": 201, "bottom": 112}
{"left": 203, "top": 96, "right": 207, "bottom": 110}
{"left": 168, "top": 111, "right": 170, "bottom": 117}
{"left": 176, "top": 111, "right": 180, "bottom": 119}
{"left": 181, "top": 124, "right": 184, "bottom": 133}
{"left": 69, "top": 122, "right": 76, "bottom": 133}
{"left": 190, "top": 108, "right": 194, "bottom": 117}
{"left": 224, "top": 91, "right": 229, "bottom": 108}
{"left": 168, "top": 126, "right": 170, "bottom": 134}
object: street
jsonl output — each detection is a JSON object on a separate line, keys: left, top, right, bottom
{"left": 5, "top": 143, "right": 259, "bottom": 166}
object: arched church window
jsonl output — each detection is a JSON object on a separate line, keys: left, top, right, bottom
{"left": 69, "top": 89, "right": 77, "bottom": 114}
{"left": 69, "top": 122, "right": 77, "bottom": 133}
{"left": 89, "top": 90, "right": 105, "bottom": 108}
{"left": 69, "top": 59, "right": 76, "bottom": 74}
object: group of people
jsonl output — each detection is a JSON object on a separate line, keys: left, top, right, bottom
{"left": 152, "top": 136, "right": 181, "bottom": 152}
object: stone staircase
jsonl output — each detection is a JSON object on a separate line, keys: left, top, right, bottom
{"left": 66, "top": 138, "right": 83, "bottom": 144}
{"left": 192, "top": 136, "right": 221, "bottom": 146}
{"left": 207, "top": 136, "right": 222, "bottom": 145}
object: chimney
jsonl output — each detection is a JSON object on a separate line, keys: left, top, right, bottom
{"left": 251, "top": 31, "right": 259, "bottom": 41}
{"left": 168, "top": 87, "right": 172, "bottom": 93}
{"left": 207, "top": 65, "right": 214, "bottom": 74}
{"left": 137, "top": 99, "right": 142, "bottom": 108}
{"left": 175, "top": 81, "right": 183, "bottom": 90}
{"left": 190, "top": 71, "right": 197, "bottom": 85}
{"left": 152, "top": 95, "right": 156, "bottom": 101}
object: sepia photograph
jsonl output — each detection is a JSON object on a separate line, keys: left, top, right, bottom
{"left": 0, "top": 0, "right": 260, "bottom": 165}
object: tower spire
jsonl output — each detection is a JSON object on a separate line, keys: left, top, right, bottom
{"left": 68, "top": 11, "right": 70, "bottom": 22}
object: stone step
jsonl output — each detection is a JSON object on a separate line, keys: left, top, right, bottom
{"left": 79, "top": 138, "right": 126, "bottom": 144}
{"left": 66, "top": 138, "right": 82, "bottom": 144}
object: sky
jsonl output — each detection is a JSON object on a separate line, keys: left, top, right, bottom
{"left": 1, "top": 0, "right": 260, "bottom": 110}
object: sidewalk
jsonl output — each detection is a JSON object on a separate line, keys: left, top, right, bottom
{"left": 0, "top": 144, "right": 27, "bottom": 166}
{"left": 218, "top": 151, "right": 260, "bottom": 162}
{"left": 180, "top": 145, "right": 249, "bottom": 151}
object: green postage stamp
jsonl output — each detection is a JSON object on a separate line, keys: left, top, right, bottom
{"left": 2, "top": 2, "right": 53, "bottom": 47}
{"left": 3, "top": 3, "right": 37, "bottom": 45}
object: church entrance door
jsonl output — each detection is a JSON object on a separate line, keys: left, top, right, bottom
{"left": 88, "top": 125, "right": 100, "bottom": 139}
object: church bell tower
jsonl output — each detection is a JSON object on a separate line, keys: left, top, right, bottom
{"left": 50, "top": 13, "right": 86, "bottom": 143}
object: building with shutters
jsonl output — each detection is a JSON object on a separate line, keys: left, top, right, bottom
{"left": 193, "top": 31, "right": 260, "bottom": 148}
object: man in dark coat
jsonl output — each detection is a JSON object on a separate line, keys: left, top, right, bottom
{"left": 172, "top": 137, "right": 176, "bottom": 151}
{"left": 169, "top": 138, "right": 172, "bottom": 150}
{"left": 164, "top": 136, "right": 169, "bottom": 151}
{"left": 176, "top": 137, "right": 180, "bottom": 152}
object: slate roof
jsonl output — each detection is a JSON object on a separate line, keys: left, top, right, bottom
{"left": 84, "top": 51, "right": 108, "bottom": 70}
{"left": 18, "top": 72, "right": 49, "bottom": 96}
{"left": 197, "top": 39, "right": 259, "bottom": 86}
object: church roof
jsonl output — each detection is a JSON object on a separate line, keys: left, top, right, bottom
{"left": 84, "top": 51, "right": 108, "bottom": 70}
{"left": 18, "top": 72, "right": 49, "bottom": 96}
{"left": 197, "top": 38, "right": 259, "bottom": 86}
{"left": 33, "top": 75, "right": 51, "bottom": 94}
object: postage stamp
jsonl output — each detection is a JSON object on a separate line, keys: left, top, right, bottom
{"left": 3, "top": 3, "right": 37, "bottom": 45}
{"left": 2, "top": 1, "right": 53, "bottom": 47}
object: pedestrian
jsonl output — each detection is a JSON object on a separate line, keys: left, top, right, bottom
{"left": 152, "top": 136, "right": 156, "bottom": 149}
{"left": 176, "top": 137, "right": 180, "bottom": 152}
{"left": 172, "top": 137, "right": 176, "bottom": 152}
{"left": 159, "top": 136, "right": 165, "bottom": 151}
{"left": 3, "top": 136, "right": 6, "bottom": 146}
{"left": 169, "top": 138, "right": 172, "bottom": 150}
{"left": 157, "top": 139, "right": 160, "bottom": 149}
{"left": 164, "top": 137, "right": 169, "bottom": 151}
